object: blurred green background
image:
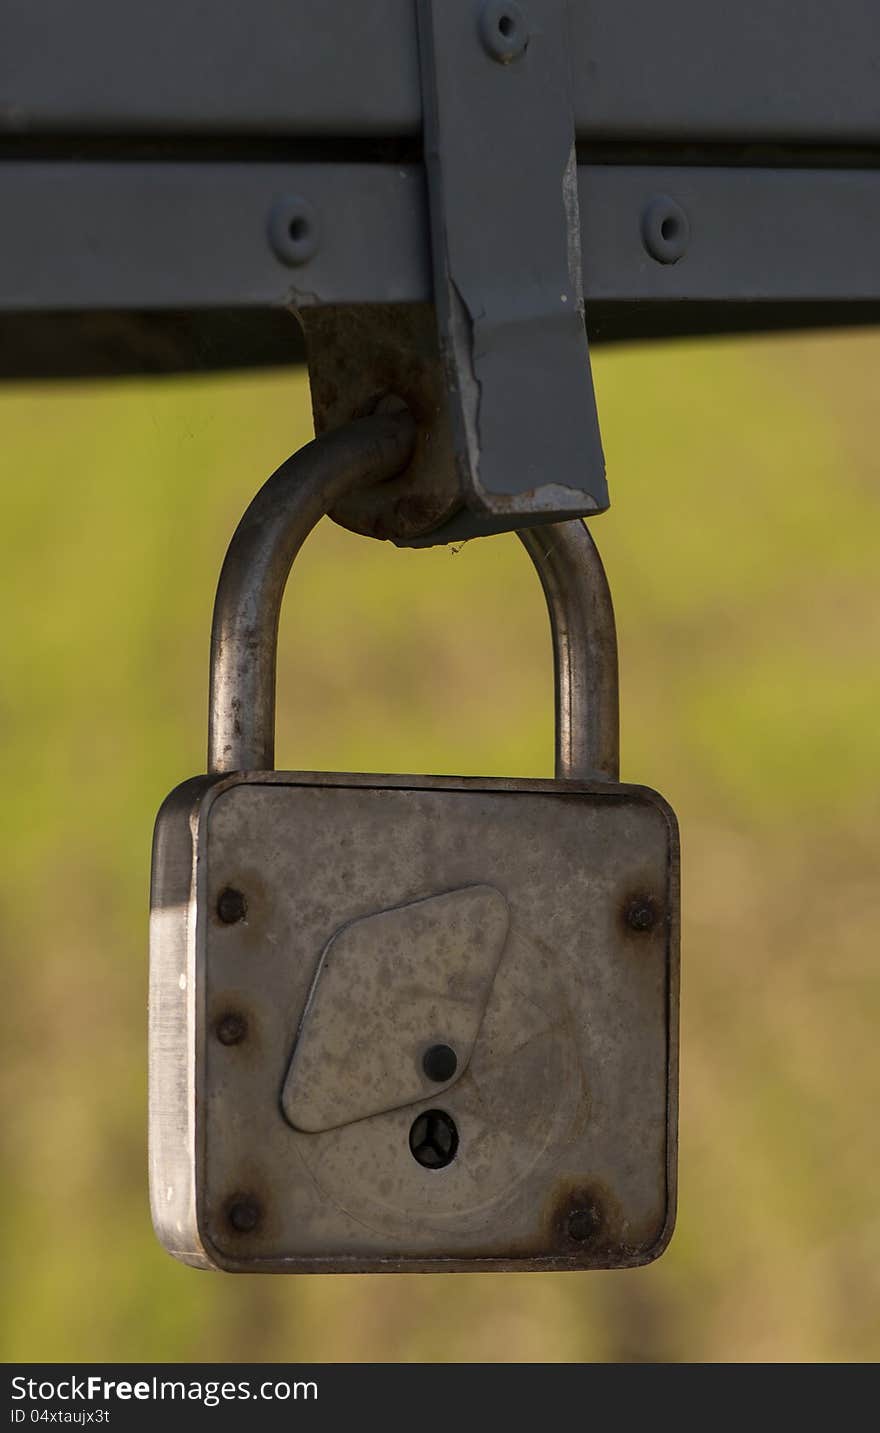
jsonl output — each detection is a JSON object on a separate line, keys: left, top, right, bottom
{"left": 2, "top": 330, "right": 878, "bottom": 1362}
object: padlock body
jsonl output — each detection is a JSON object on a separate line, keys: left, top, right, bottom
{"left": 150, "top": 771, "right": 679, "bottom": 1273}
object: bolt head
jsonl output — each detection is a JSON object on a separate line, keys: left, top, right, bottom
{"left": 227, "top": 1198, "right": 261, "bottom": 1234}
{"left": 267, "top": 195, "right": 320, "bottom": 267}
{"left": 641, "top": 195, "right": 690, "bottom": 265}
{"left": 567, "top": 1206, "right": 600, "bottom": 1243}
{"left": 479, "top": 1, "right": 529, "bottom": 63}
{"left": 626, "top": 896, "right": 658, "bottom": 933}
{"left": 216, "top": 1012, "right": 247, "bottom": 1046}
{"left": 217, "top": 887, "right": 247, "bottom": 924}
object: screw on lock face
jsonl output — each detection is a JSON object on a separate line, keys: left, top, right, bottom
{"left": 409, "top": 1109, "right": 459, "bottom": 1169}
{"left": 227, "top": 1197, "right": 261, "bottom": 1234}
{"left": 567, "top": 1206, "right": 601, "bottom": 1242}
{"left": 217, "top": 887, "right": 247, "bottom": 924}
{"left": 215, "top": 1012, "right": 247, "bottom": 1046}
{"left": 626, "top": 896, "right": 658, "bottom": 932}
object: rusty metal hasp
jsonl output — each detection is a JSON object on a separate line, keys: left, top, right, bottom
{"left": 148, "top": 413, "right": 679, "bottom": 1274}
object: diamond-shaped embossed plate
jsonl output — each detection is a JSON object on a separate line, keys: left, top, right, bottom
{"left": 282, "top": 884, "right": 511, "bottom": 1132}
{"left": 190, "top": 772, "right": 678, "bottom": 1272}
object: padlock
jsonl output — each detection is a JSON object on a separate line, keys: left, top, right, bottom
{"left": 149, "top": 412, "right": 680, "bottom": 1273}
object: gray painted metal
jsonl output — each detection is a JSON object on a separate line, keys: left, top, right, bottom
{"left": 0, "top": 162, "right": 428, "bottom": 311}
{"left": 3, "top": 163, "right": 880, "bottom": 315}
{"left": 0, "top": 310, "right": 308, "bottom": 380}
{"left": 4, "top": 1, "right": 879, "bottom": 141}
{"left": 416, "top": 0, "right": 606, "bottom": 520}
{"left": 2, "top": 0, "right": 878, "bottom": 381}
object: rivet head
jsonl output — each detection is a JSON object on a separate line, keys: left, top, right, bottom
{"left": 217, "top": 887, "right": 247, "bottom": 925}
{"left": 215, "top": 1012, "right": 247, "bottom": 1046}
{"left": 626, "top": 896, "right": 659, "bottom": 933}
{"left": 267, "top": 195, "right": 320, "bottom": 267}
{"left": 641, "top": 195, "right": 690, "bottom": 265}
{"left": 479, "top": 1, "right": 529, "bottom": 63}
{"left": 567, "top": 1206, "right": 601, "bottom": 1243}
{"left": 227, "top": 1197, "right": 261, "bottom": 1234}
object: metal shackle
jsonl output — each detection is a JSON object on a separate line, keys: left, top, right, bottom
{"left": 208, "top": 412, "right": 619, "bottom": 782}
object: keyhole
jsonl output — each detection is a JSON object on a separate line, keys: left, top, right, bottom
{"left": 409, "top": 1109, "right": 459, "bottom": 1169}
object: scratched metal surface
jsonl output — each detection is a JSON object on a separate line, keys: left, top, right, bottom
{"left": 168, "top": 772, "right": 679, "bottom": 1272}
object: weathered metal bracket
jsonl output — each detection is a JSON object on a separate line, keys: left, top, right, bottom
{"left": 304, "top": 0, "right": 608, "bottom": 545}
{"left": 415, "top": 0, "right": 606, "bottom": 534}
